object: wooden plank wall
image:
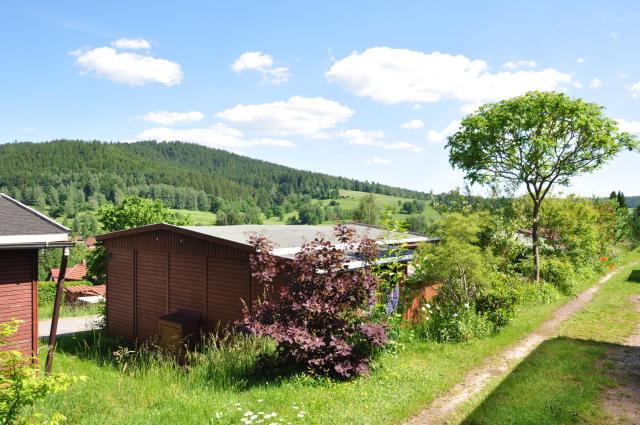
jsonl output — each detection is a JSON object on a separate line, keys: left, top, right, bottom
{"left": 136, "top": 252, "right": 168, "bottom": 341}
{"left": 106, "top": 248, "right": 134, "bottom": 339}
{"left": 0, "top": 249, "right": 37, "bottom": 356}
{"left": 104, "top": 230, "right": 254, "bottom": 341}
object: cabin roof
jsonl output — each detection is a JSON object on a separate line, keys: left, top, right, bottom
{"left": 97, "top": 223, "right": 437, "bottom": 256}
{"left": 0, "top": 193, "right": 72, "bottom": 249}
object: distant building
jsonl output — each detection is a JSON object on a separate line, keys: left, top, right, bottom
{"left": 0, "top": 193, "right": 72, "bottom": 356}
{"left": 48, "top": 261, "right": 88, "bottom": 282}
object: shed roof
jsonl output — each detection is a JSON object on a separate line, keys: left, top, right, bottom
{"left": 0, "top": 193, "right": 72, "bottom": 249}
{"left": 97, "top": 223, "right": 436, "bottom": 256}
{"left": 179, "top": 224, "right": 431, "bottom": 252}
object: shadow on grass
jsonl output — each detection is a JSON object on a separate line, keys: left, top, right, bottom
{"left": 628, "top": 270, "right": 640, "bottom": 283}
{"left": 461, "top": 337, "right": 638, "bottom": 425}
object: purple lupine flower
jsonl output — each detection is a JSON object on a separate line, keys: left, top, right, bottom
{"left": 385, "top": 284, "right": 399, "bottom": 315}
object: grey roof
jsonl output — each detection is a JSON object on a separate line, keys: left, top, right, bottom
{"left": 0, "top": 193, "right": 70, "bottom": 248}
{"left": 179, "top": 224, "right": 431, "bottom": 250}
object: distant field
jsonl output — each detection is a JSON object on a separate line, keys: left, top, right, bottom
{"left": 326, "top": 189, "right": 439, "bottom": 220}
{"left": 170, "top": 209, "right": 217, "bottom": 225}
{"left": 50, "top": 189, "right": 438, "bottom": 230}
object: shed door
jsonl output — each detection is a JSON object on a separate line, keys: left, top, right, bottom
{"left": 106, "top": 248, "right": 134, "bottom": 340}
{"left": 136, "top": 252, "right": 168, "bottom": 341}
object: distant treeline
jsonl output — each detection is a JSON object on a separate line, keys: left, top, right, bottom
{"left": 0, "top": 140, "right": 429, "bottom": 222}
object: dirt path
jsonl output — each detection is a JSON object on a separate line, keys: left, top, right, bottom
{"left": 601, "top": 294, "right": 640, "bottom": 423}
{"left": 38, "top": 315, "right": 101, "bottom": 338}
{"left": 404, "top": 267, "right": 625, "bottom": 425}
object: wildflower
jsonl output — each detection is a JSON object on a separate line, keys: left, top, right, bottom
{"left": 257, "top": 399, "right": 264, "bottom": 403}
{"left": 297, "top": 413, "right": 305, "bottom": 418}
{"left": 385, "top": 284, "right": 400, "bottom": 315}
{"left": 464, "top": 303, "right": 469, "bottom": 309}
{"left": 421, "top": 306, "right": 426, "bottom": 312}
{"left": 426, "top": 303, "right": 431, "bottom": 309}
{"left": 453, "top": 313, "right": 458, "bottom": 318}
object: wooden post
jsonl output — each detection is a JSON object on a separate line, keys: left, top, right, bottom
{"left": 45, "top": 247, "right": 69, "bottom": 373}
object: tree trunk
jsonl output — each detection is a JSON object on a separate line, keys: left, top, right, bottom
{"left": 532, "top": 201, "right": 541, "bottom": 282}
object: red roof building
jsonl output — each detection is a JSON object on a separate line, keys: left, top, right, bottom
{"left": 49, "top": 262, "right": 87, "bottom": 281}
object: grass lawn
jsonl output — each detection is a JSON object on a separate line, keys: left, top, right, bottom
{"left": 38, "top": 302, "right": 104, "bottom": 320}
{"left": 30, "top": 252, "right": 640, "bottom": 425}
{"left": 170, "top": 208, "right": 217, "bottom": 225}
{"left": 460, "top": 250, "right": 640, "bottom": 425}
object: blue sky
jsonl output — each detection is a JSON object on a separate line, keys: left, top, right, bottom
{"left": 1, "top": 1, "right": 639, "bottom": 196}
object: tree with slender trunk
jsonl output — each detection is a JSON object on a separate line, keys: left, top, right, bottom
{"left": 446, "top": 91, "right": 637, "bottom": 281}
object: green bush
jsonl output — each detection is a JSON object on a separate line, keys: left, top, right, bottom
{"left": 541, "top": 257, "right": 577, "bottom": 295}
{"left": 476, "top": 280, "right": 520, "bottom": 330}
{"left": 517, "top": 281, "right": 560, "bottom": 305}
{"left": 415, "top": 305, "right": 493, "bottom": 343}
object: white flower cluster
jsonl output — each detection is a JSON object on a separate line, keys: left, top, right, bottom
{"left": 214, "top": 401, "right": 306, "bottom": 425}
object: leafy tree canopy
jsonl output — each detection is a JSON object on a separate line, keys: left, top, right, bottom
{"left": 97, "top": 196, "right": 191, "bottom": 232}
{"left": 447, "top": 91, "right": 638, "bottom": 280}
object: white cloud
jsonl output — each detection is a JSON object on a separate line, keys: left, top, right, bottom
{"left": 337, "top": 129, "right": 422, "bottom": 152}
{"left": 502, "top": 60, "right": 537, "bottom": 70}
{"left": 630, "top": 81, "right": 640, "bottom": 98}
{"left": 366, "top": 157, "right": 391, "bottom": 165}
{"left": 337, "top": 129, "right": 385, "bottom": 145}
{"left": 326, "top": 47, "right": 577, "bottom": 105}
{"left": 426, "top": 120, "right": 461, "bottom": 143}
{"left": 589, "top": 78, "right": 602, "bottom": 89}
{"left": 576, "top": 58, "right": 586, "bottom": 64}
{"left": 72, "top": 46, "right": 182, "bottom": 86}
{"left": 400, "top": 119, "right": 425, "bottom": 129}
{"left": 616, "top": 118, "right": 640, "bottom": 135}
{"left": 135, "top": 123, "right": 294, "bottom": 148}
{"left": 383, "top": 142, "right": 423, "bottom": 152}
{"left": 21, "top": 127, "right": 36, "bottom": 133}
{"left": 143, "top": 111, "right": 204, "bottom": 125}
{"left": 111, "top": 38, "right": 151, "bottom": 50}
{"left": 217, "top": 96, "right": 353, "bottom": 137}
{"left": 231, "top": 51, "right": 290, "bottom": 85}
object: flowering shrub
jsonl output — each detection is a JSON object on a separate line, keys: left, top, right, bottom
{"left": 415, "top": 303, "right": 493, "bottom": 343}
{"left": 242, "top": 225, "right": 388, "bottom": 379}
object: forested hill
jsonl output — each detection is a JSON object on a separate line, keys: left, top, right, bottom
{"left": 0, "top": 140, "right": 428, "bottom": 215}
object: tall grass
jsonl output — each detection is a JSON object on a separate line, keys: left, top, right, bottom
{"left": 188, "top": 333, "right": 276, "bottom": 389}
{"left": 58, "top": 330, "right": 275, "bottom": 390}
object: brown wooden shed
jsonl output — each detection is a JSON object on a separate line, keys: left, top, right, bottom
{"left": 97, "top": 223, "right": 434, "bottom": 342}
{"left": 0, "top": 193, "right": 72, "bottom": 356}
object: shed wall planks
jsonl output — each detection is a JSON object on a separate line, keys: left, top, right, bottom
{"left": 135, "top": 252, "right": 168, "bottom": 340}
{"left": 0, "top": 249, "right": 37, "bottom": 356}
{"left": 169, "top": 255, "right": 205, "bottom": 316}
{"left": 103, "top": 228, "right": 256, "bottom": 341}
{"left": 106, "top": 248, "right": 134, "bottom": 339}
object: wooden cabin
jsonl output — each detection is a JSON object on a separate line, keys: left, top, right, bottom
{"left": 0, "top": 193, "right": 72, "bottom": 356}
{"left": 97, "top": 223, "right": 434, "bottom": 342}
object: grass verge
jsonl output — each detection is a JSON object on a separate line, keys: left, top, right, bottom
{"left": 460, "top": 251, "right": 640, "bottom": 425}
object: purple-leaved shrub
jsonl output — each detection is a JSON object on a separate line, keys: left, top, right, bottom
{"left": 242, "top": 225, "right": 388, "bottom": 379}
